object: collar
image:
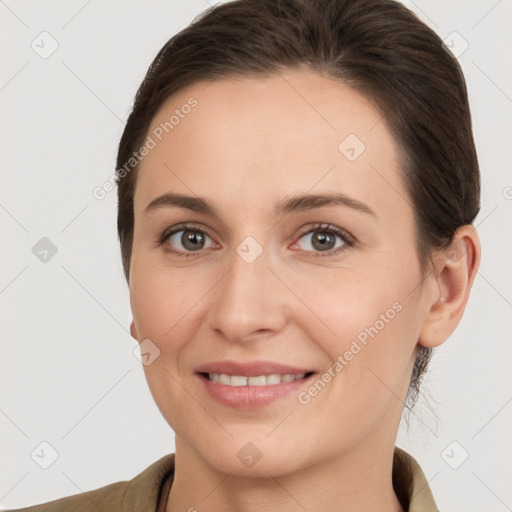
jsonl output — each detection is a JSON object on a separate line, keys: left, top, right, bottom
{"left": 122, "top": 447, "right": 439, "bottom": 511}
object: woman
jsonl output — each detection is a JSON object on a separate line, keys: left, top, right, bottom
{"left": 5, "top": 0, "right": 481, "bottom": 510}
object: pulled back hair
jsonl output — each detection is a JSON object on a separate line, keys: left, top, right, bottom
{"left": 115, "top": 0, "right": 480, "bottom": 409}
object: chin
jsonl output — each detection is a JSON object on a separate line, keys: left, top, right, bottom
{"left": 208, "top": 450, "right": 300, "bottom": 478}
{"left": 190, "top": 433, "right": 309, "bottom": 478}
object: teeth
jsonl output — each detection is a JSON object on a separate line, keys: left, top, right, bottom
{"left": 218, "top": 373, "right": 230, "bottom": 385}
{"left": 248, "top": 375, "right": 267, "bottom": 386}
{"left": 266, "top": 373, "right": 282, "bottom": 385}
{"left": 208, "top": 373, "right": 307, "bottom": 386}
{"left": 230, "top": 375, "right": 248, "bottom": 387}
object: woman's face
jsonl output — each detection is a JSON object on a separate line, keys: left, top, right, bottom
{"left": 129, "top": 68, "right": 434, "bottom": 476}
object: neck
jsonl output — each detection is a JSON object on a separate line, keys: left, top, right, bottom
{"left": 166, "top": 435, "right": 404, "bottom": 512}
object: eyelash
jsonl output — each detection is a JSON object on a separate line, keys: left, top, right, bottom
{"left": 156, "top": 222, "right": 355, "bottom": 258}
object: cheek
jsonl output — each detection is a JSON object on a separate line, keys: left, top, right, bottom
{"left": 292, "top": 264, "right": 420, "bottom": 390}
{"left": 129, "top": 264, "right": 207, "bottom": 348}
{"left": 288, "top": 266, "right": 403, "bottom": 344}
{"left": 129, "top": 268, "right": 210, "bottom": 429}
{"left": 301, "top": 277, "right": 420, "bottom": 428}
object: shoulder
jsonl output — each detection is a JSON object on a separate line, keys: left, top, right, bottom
{"left": 1, "top": 453, "right": 175, "bottom": 512}
{"left": 393, "top": 446, "right": 439, "bottom": 512}
{"left": 2, "top": 480, "right": 127, "bottom": 512}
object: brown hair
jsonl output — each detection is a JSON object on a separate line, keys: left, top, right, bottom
{"left": 115, "top": 0, "right": 480, "bottom": 409}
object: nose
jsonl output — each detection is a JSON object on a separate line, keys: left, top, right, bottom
{"left": 206, "top": 245, "right": 288, "bottom": 344}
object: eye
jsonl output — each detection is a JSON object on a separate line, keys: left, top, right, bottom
{"left": 157, "top": 222, "right": 354, "bottom": 258}
{"left": 292, "top": 223, "right": 354, "bottom": 256}
{"left": 158, "top": 224, "right": 216, "bottom": 255}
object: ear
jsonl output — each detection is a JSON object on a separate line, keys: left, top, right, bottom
{"left": 418, "top": 225, "right": 481, "bottom": 348}
{"left": 130, "top": 319, "right": 140, "bottom": 342}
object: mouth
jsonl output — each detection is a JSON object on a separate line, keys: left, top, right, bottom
{"left": 194, "top": 361, "right": 317, "bottom": 408}
{"left": 199, "top": 371, "right": 315, "bottom": 387}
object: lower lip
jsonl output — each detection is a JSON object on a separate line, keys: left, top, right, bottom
{"left": 197, "top": 373, "right": 314, "bottom": 408}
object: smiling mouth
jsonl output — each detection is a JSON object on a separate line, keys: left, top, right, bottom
{"left": 199, "top": 371, "right": 315, "bottom": 387}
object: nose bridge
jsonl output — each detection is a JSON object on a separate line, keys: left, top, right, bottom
{"left": 207, "top": 238, "right": 286, "bottom": 342}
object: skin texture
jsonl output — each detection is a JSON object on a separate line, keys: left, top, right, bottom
{"left": 128, "top": 68, "right": 481, "bottom": 512}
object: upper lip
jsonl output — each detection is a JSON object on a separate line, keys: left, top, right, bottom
{"left": 195, "top": 360, "right": 315, "bottom": 377}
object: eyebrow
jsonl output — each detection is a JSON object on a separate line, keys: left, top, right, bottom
{"left": 144, "top": 192, "right": 376, "bottom": 217}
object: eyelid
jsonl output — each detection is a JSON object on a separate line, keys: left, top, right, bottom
{"left": 156, "top": 222, "right": 218, "bottom": 249}
{"left": 295, "top": 222, "right": 355, "bottom": 244}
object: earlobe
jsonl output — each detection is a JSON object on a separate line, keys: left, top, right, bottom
{"left": 130, "top": 320, "right": 139, "bottom": 342}
{"left": 418, "top": 225, "right": 481, "bottom": 348}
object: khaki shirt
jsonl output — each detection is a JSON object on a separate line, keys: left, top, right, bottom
{"left": 3, "top": 446, "right": 439, "bottom": 511}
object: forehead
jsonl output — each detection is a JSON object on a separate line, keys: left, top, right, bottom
{"left": 133, "top": 68, "right": 407, "bottom": 220}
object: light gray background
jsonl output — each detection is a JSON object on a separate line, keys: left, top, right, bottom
{"left": 1, "top": 0, "right": 511, "bottom": 510}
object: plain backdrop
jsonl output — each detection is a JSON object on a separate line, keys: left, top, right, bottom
{"left": 1, "top": 0, "right": 511, "bottom": 510}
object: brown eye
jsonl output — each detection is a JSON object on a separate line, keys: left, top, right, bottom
{"left": 294, "top": 224, "right": 352, "bottom": 255}
{"left": 310, "top": 231, "right": 337, "bottom": 251}
{"left": 166, "top": 229, "right": 213, "bottom": 252}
